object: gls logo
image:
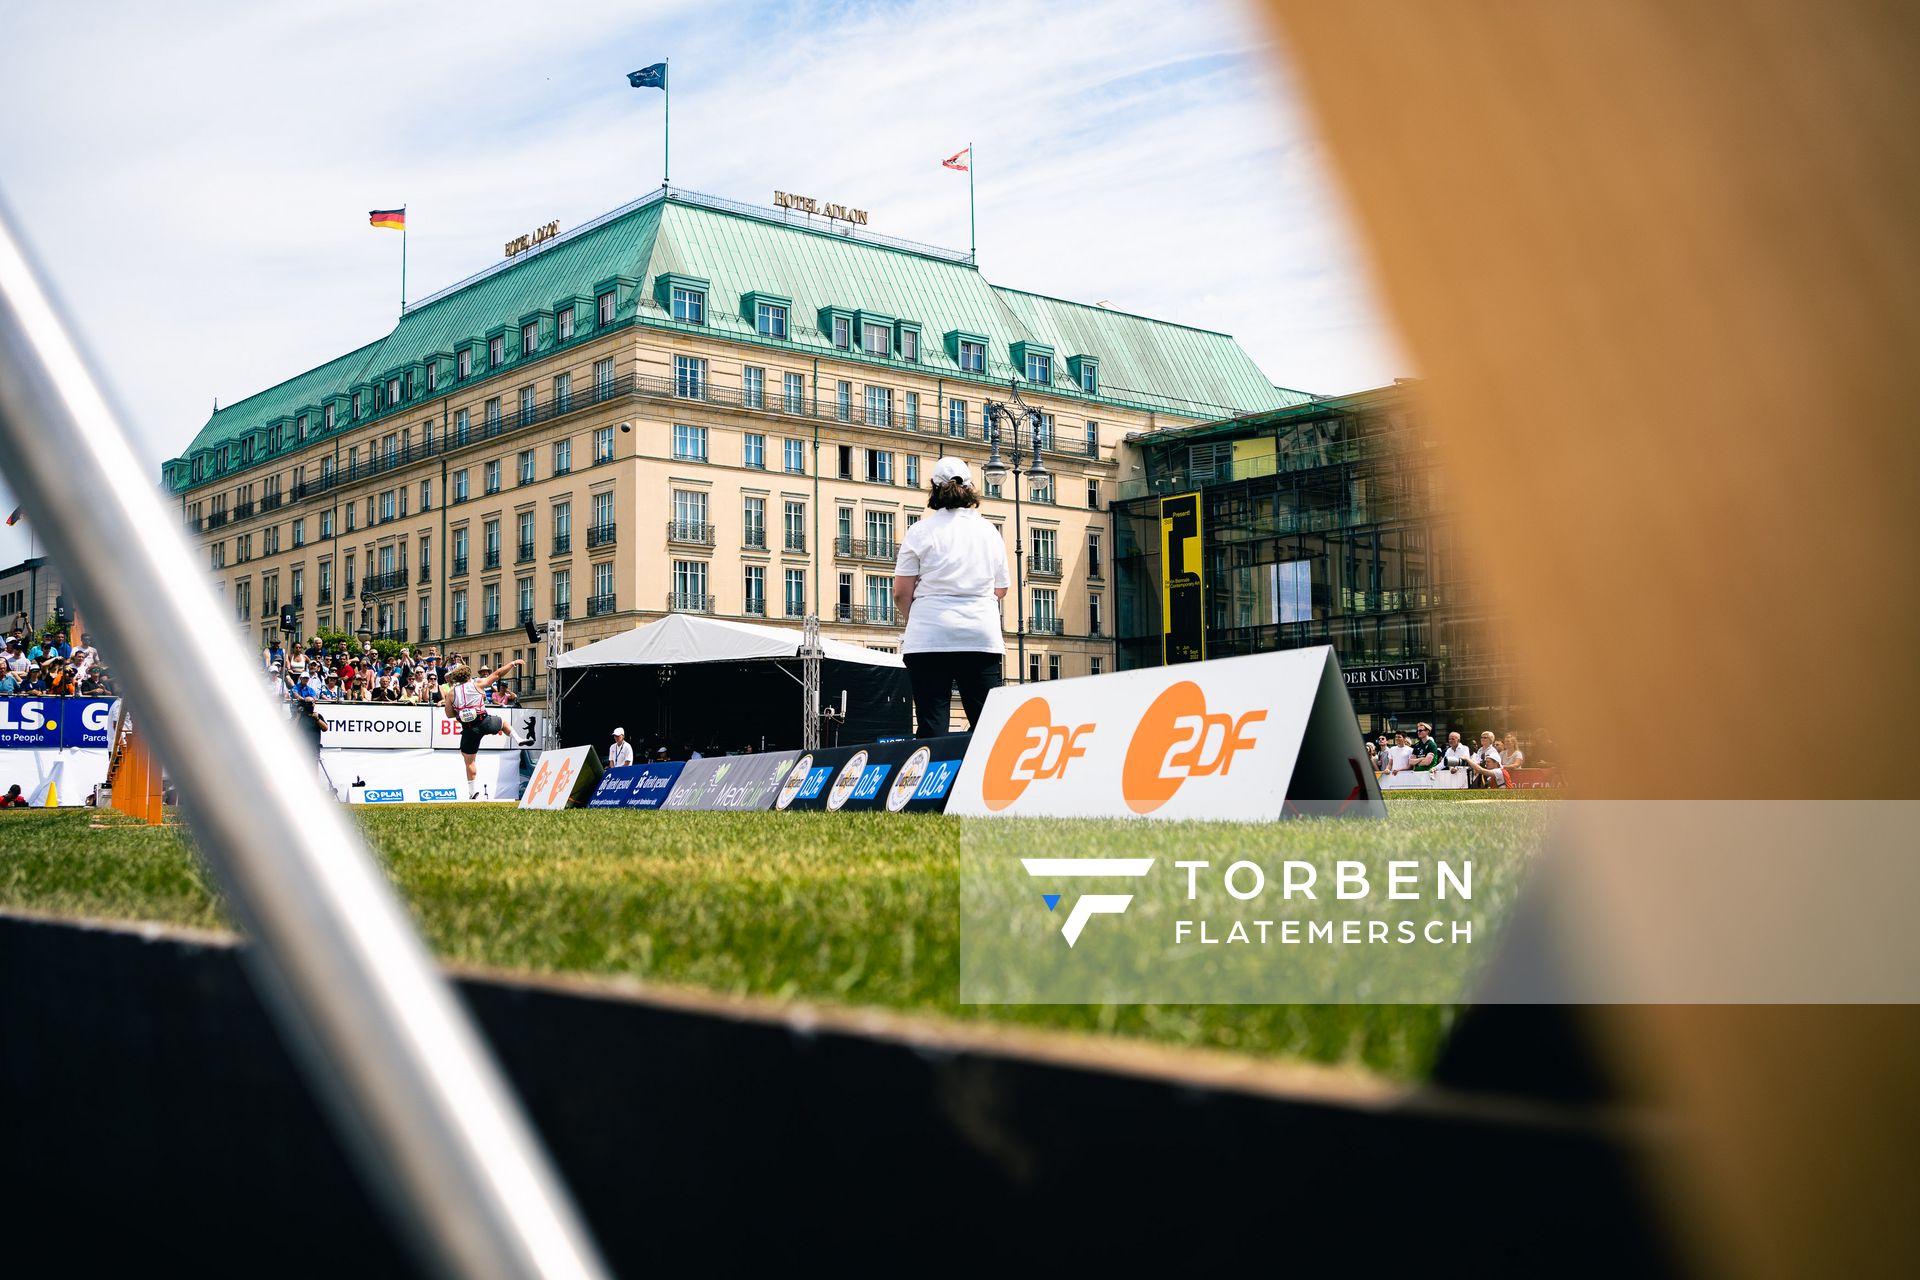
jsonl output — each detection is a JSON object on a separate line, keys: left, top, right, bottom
{"left": 1023, "top": 858, "right": 1155, "bottom": 946}
{"left": 982, "top": 698, "right": 1094, "bottom": 811}
{"left": 1121, "top": 681, "right": 1267, "bottom": 814}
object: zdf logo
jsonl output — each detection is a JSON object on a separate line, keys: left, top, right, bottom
{"left": 981, "top": 697, "right": 1094, "bottom": 811}
{"left": 1121, "top": 681, "right": 1267, "bottom": 814}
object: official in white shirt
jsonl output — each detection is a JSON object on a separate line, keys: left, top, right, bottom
{"left": 892, "top": 458, "right": 1010, "bottom": 736}
{"left": 608, "top": 726, "right": 634, "bottom": 768}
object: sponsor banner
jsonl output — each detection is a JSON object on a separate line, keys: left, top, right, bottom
{"left": 323, "top": 748, "right": 520, "bottom": 803}
{"left": 1160, "top": 492, "right": 1205, "bottom": 665}
{"left": 0, "top": 697, "right": 117, "bottom": 750}
{"left": 431, "top": 707, "right": 543, "bottom": 752}
{"left": 776, "top": 735, "right": 970, "bottom": 814}
{"left": 660, "top": 751, "right": 802, "bottom": 812}
{"left": 519, "top": 746, "right": 603, "bottom": 810}
{"left": 587, "top": 762, "right": 686, "bottom": 809}
{"left": 945, "top": 648, "right": 1383, "bottom": 821}
{"left": 319, "top": 707, "right": 434, "bottom": 750}
{"left": 1379, "top": 767, "right": 1470, "bottom": 790}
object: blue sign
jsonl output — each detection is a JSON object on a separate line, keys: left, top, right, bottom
{"left": 0, "top": 697, "right": 116, "bottom": 750}
{"left": 361, "top": 789, "right": 405, "bottom": 803}
{"left": 588, "top": 762, "right": 686, "bottom": 809}
{"left": 795, "top": 765, "right": 834, "bottom": 801}
{"left": 419, "top": 788, "right": 460, "bottom": 803}
{"left": 848, "top": 764, "right": 892, "bottom": 802}
{"left": 914, "top": 759, "right": 961, "bottom": 800}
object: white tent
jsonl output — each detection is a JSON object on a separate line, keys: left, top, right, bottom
{"left": 550, "top": 615, "right": 911, "bottom": 752}
{"left": 552, "top": 614, "right": 903, "bottom": 670}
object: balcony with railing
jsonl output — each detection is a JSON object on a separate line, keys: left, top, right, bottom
{"left": 363, "top": 568, "right": 409, "bottom": 595}
{"left": 452, "top": 555, "right": 468, "bottom": 577}
{"left": 587, "top": 593, "right": 617, "bottom": 617}
{"left": 666, "top": 592, "right": 714, "bottom": 614}
{"left": 483, "top": 548, "right": 501, "bottom": 570}
{"left": 832, "top": 603, "right": 899, "bottom": 626}
{"left": 418, "top": 565, "right": 430, "bottom": 585}
{"left": 587, "top": 523, "right": 617, "bottom": 549}
{"left": 318, "top": 588, "right": 333, "bottom": 606}
{"left": 551, "top": 600, "right": 571, "bottom": 620}
{"left": 517, "top": 541, "right": 535, "bottom": 564}
{"left": 783, "top": 532, "right": 806, "bottom": 553}
{"left": 742, "top": 530, "right": 767, "bottom": 551}
{"left": 482, "top": 611, "right": 500, "bottom": 632}
{"left": 667, "top": 520, "right": 714, "bottom": 547}
{"left": 452, "top": 619, "right": 468, "bottom": 637}
{"left": 1028, "top": 617, "right": 1066, "bottom": 636}
{"left": 288, "top": 594, "right": 303, "bottom": 610}
{"left": 551, "top": 533, "right": 571, "bottom": 556}
{"left": 345, "top": 581, "right": 357, "bottom": 600}
{"left": 833, "top": 537, "right": 897, "bottom": 563}
{"left": 742, "top": 598, "right": 767, "bottom": 617}
{"left": 1027, "top": 554, "right": 1062, "bottom": 580}
{"left": 517, "top": 607, "right": 535, "bottom": 627}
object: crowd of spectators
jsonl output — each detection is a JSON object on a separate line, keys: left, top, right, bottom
{"left": 1365, "top": 722, "right": 1555, "bottom": 788}
{"left": 266, "top": 639, "right": 521, "bottom": 709}
{"left": 2, "top": 621, "right": 113, "bottom": 699}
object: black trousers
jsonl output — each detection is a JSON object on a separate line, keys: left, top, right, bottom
{"left": 903, "top": 651, "right": 1003, "bottom": 737}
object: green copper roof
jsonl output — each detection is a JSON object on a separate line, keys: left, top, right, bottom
{"left": 168, "top": 187, "right": 1292, "bottom": 489}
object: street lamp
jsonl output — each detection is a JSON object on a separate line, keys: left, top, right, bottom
{"left": 982, "top": 380, "right": 1053, "bottom": 684}
{"left": 357, "top": 596, "right": 378, "bottom": 645}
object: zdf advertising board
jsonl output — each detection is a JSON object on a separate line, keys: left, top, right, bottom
{"left": 944, "top": 648, "right": 1383, "bottom": 821}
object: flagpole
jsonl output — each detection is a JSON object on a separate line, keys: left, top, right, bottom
{"left": 400, "top": 204, "right": 408, "bottom": 315}
{"left": 968, "top": 142, "right": 976, "bottom": 262}
{"left": 663, "top": 60, "right": 670, "bottom": 189}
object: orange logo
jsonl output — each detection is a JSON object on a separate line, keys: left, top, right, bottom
{"left": 1120, "top": 681, "right": 1267, "bottom": 814}
{"left": 982, "top": 697, "right": 1095, "bottom": 811}
{"left": 545, "top": 758, "right": 576, "bottom": 806}
{"left": 526, "top": 758, "right": 553, "bottom": 803}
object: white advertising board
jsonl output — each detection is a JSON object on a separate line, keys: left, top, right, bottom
{"left": 945, "top": 647, "right": 1383, "bottom": 820}
{"left": 430, "top": 707, "right": 544, "bottom": 752}
{"left": 318, "top": 706, "right": 435, "bottom": 750}
{"left": 322, "top": 748, "right": 522, "bottom": 803}
{"left": 1379, "top": 768, "right": 1470, "bottom": 791}
{"left": 517, "top": 745, "right": 603, "bottom": 810}
{"left": 0, "top": 748, "right": 110, "bottom": 807}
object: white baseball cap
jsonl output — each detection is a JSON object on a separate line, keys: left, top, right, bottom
{"left": 612, "top": 726, "right": 625, "bottom": 736}
{"left": 931, "top": 456, "right": 972, "bottom": 486}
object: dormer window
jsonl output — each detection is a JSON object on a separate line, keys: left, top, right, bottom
{"left": 296, "top": 414, "right": 308, "bottom": 441}
{"left": 861, "top": 321, "right": 890, "bottom": 357}
{"left": 598, "top": 289, "right": 616, "bottom": 325}
{"left": 387, "top": 376, "right": 402, "bottom": 406}
{"left": 351, "top": 391, "right": 363, "bottom": 418}
{"left": 324, "top": 404, "right": 335, "bottom": 430}
{"left": 959, "top": 339, "right": 984, "bottom": 372}
{"left": 426, "top": 363, "right": 438, "bottom": 393}
{"left": 521, "top": 321, "right": 538, "bottom": 355}
{"left": 457, "top": 349, "right": 472, "bottom": 380}
{"left": 671, "top": 286, "right": 705, "bottom": 323}
{"left": 557, "top": 308, "right": 574, "bottom": 341}
{"left": 489, "top": 335, "right": 505, "bottom": 368}
{"left": 1025, "top": 352, "right": 1051, "bottom": 384}
{"left": 899, "top": 327, "right": 919, "bottom": 362}
{"left": 833, "top": 316, "right": 851, "bottom": 349}
{"left": 1081, "top": 363, "right": 1096, "bottom": 392}
{"left": 756, "top": 301, "right": 787, "bottom": 337}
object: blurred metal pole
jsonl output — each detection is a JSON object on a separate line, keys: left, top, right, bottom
{"left": 0, "top": 198, "right": 607, "bottom": 1280}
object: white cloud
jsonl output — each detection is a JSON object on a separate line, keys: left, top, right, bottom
{"left": 0, "top": 0, "right": 1404, "bottom": 564}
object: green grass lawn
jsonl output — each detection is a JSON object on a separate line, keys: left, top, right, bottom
{"left": 0, "top": 794, "right": 1556, "bottom": 1082}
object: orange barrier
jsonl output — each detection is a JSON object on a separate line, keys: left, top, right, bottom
{"left": 1505, "top": 767, "right": 1561, "bottom": 789}
{"left": 106, "top": 719, "right": 165, "bottom": 825}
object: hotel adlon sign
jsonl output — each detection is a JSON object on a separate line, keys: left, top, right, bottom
{"left": 773, "top": 190, "right": 869, "bottom": 225}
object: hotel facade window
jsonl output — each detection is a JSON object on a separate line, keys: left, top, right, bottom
{"left": 672, "top": 423, "right": 708, "bottom": 461}
{"left": 489, "top": 335, "right": 505, "bottom": 367}
{"left": 671, "top": 286, "right": 705, "bottom": 323}
{"left": 958, "top": 339, "right": 984, "bottom": 373}
{"left": 784, "top": 568, "right": 806, "bottom": 617}
{"left": 744, "top": 565, "right": 766, "bottom": 615}
{"left": 756, "top": 302, "right": 787, "bottom": 337}
{"left": 743, "top": 432, "right": 765, "bottom": 469}
{"left": 865, "top": 385, "right": 891, "bottom": 427}
{"left": 674, "top": 354, "right": 706, "bottom": 399}
{"left": 597, "top": 289, "right": 616, "bottom": 325}
{"left": 457, "top": 349, "right": 471, "bottom": 379}
{"left": 783, "top": 371, "right": 805, "bottom": 413}
{"left": 784, "top": 501, "right": 806, "bottom": 552}
{"left": 836, "top": 380, "right": 851, "bottom": 422}
{"left": 518, "top": 449, "right": 535, "bottom": 485}
{"left": 594, "top": 357, "right": 615, "bottom": 398}
{"left": 593, "top": 425, "right": 614, "bottom": 464}
{"left": 554, "top": 371, "right": 572, "bottom": 411}
{"left": 900, "top": 328, "right": 918, "bottom": 362}
{"left": 557, "top": 308, "right": 574, "bottom": 341}
{"left": 552, "top": 438, "right": 571, "bottom": 474}
{"left": 743, "top": 496, "right": 766, "bottom": 548}
{"left": 1026, "top": 352, "right": 1052, "bottom": 384}
{"left": 784, "top": 438, "right": 805, "bottom": 473}
{"left": 861, "top": 322, "right": 889, "bottom": 357}
{"left": 832, "top": 316, "right": 851, "bottom": 349}
{"left": 948, "top": 399, "right": 967, "bottom": 436}
{"left": 743, "top": 364, "right": 765, "bottom": 409}
{"left": 521, "top": 321, "right": 537, "bottom": 356}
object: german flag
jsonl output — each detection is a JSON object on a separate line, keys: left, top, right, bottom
{"left": 369, "top": 208, "right": 405, "bottom": 231}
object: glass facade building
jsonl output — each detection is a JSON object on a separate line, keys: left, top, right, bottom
{"left": 1110, "top": 382, "right": 1524, "bottom": 736}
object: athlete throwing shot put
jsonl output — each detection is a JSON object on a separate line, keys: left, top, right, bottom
{"left": 442, "top": 658, "right": 522, "bottom": 798}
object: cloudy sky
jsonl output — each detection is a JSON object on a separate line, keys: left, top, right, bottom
{"left": 0, "top": 0, "right": 1403, "bottom": 566}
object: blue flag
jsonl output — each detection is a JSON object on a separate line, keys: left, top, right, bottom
{"left": 627, "top": 63, "right": 666, "bottom": 90}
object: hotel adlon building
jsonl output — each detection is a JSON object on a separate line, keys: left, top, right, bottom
{"left": 163, "top": 188, "right": 1293, "bottom": 703}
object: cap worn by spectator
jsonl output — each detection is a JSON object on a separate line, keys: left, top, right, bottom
{"left": 931, "top": 456, "right": 973, "bottom": 486}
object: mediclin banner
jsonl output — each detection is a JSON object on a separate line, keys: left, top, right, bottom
{"left": 775, "top": 735, "right": 970, "bottom": 814}
{"left": 944, "top": 648, "right": 1382, "bottom": 820}
{"left": 660, "top": 751, "right": 802, "bottom": 812}
{"left": 586, "top": 761, "right": 685, "bottom": 809}
{"left": 0, "top": 697, "right": 116, "bottom": 750}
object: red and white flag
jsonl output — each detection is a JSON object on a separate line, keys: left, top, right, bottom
{"left": 942, "top": 147, "right": 970, "bottom": 172}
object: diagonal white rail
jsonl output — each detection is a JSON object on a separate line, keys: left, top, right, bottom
{"left": 0, "top": 198, "right": 607, "bottom": 1280}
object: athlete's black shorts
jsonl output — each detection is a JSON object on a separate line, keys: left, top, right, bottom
{"left": 459, "top": 712, "right": 505, "bottom": 754}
